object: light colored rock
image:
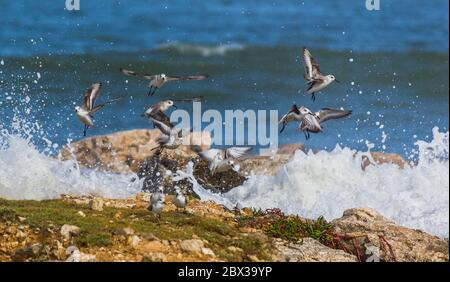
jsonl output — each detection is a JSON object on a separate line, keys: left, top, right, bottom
{"left": 143, "top": 252, "right": 166, "bottom": 262}
{"left": 77, "top": 211, "right": 86, "bottom": 217}
{"left": 179, "top": 239, "right": 204, "bottom": 254}
{"left": 273, "top": 238, "right": 358, "bottom": 262}
{"left": 332, "top": 208, "right": 449, "bottom": 262}
{"left": 60, "top": 225, "right": 80, "bottom": 241}
{"left": 90, "top": 197, "right": 104, "bottom": 211}
{"left": 65, "top": 246, "right": 96, "bottom": 262}
{"left": 128, "top": 235, "right": 141, "bottom": 248}
{"left": 59, "top": 129, "right": 211, "bottom": 173}
{"left": 201, "top": 247, "right": 215, "bottom": 257}
{"left": 120, "top": 227, "right": 135, "bottom": 236}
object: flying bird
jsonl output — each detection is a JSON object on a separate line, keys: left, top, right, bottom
{"left": 302, "top": 47, "right": 339, "bottom": 101}
{"left": 74, "top": 83, "right": 122, "bottom": 136}
{"left": 120, "top": 68, "right": 209, "bottom": 96}
{"left": 279, "top": 104, "right": 352, "bottom": 140}
{"left": 198, "top": 147, "right": 252, "bottom": 175}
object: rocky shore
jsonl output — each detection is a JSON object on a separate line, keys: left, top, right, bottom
{"left": 1, "top": 129, "right": 447, "bottom": 262}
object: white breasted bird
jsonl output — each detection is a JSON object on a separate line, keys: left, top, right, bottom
{"left": 198, "top": 147, "right": 252, "bottom": 175}
{"left": 302, "top": 47, "right": 339, "bottom": 101}
{"left": 120, "top": 68, "right": 209, "bottom": 96}
{"left": 172, "top": 186, "right": 187, "bottom": 212}
{"left": 279, "top": 104, "right": 352, "bottom": 140}
{"left": 74, "top": 83, "right": 122, "bottom": 136}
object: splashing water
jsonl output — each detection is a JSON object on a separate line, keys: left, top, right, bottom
{"left": 224, "top": 127, "right": 449, "bottom": 238}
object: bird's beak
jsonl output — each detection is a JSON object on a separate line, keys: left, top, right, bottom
{"left": 335, "top": 79, "right": 340, "bottom": 83}
{"left": 172, "top": 104, "right": 178, "bottom": 109}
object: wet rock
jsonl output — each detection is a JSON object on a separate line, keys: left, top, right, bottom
{"left": 90, "top": 197, "right": 104, "bottom": 211}
{"left": 60, "top": 225, "right": 80, "bottom": 241}
{"left": 331, "top": 208, "right": 449, "bottom": 262}
{"left": 59, "top": 129, "right": 211, "bottom": 173}
{"left": 138, "top": 153, "right": 163, "bottom": 193}
{"left": 273, "top": 238, "right": 357, "bottom": 262}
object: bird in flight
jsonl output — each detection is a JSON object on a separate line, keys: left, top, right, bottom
{"left": 279, "top": 104, "right": 352, "bottom": 140}
{"left": 120, "top": 68, "right": 209, "bottom": 96}
{"left": 74, "top": 83, "right": 122, "bottom": 136}
{"left": 302, "top": 47, "right": 339, "bottom": 101}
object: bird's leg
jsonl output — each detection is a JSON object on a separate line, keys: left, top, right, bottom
{"left": 148, "top": 86, "right": 153, "bottom": 96}
{"left": 83, "top": 125, "right": 89, "bottom": 137}
{"left": 151, "top": 87, "right": 158, "bottom": 96}
{"left": 311, "top": 93, "right": 316, "bottom": 102}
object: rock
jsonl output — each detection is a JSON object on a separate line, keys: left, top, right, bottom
{"left": 18, "top": 216, "right": 26, "bottom": 223}
{"left": 77, "top": 211, "right": 86, "bottom": 217}
{"left": 65, "top": 246, "right": 96, "bottom": 262}
{"left": 370, "top": 152, "right": 410, "bottom": 169}
{"left": 90, "top": 197, "right": 104, "bottom": 211}
{"left": 179, "top": 239, "right": 204, "bottom": 254}
{"left": 60, "top": 225, "right": 80, "bottom": 241}
{"left": 331, "top": 208, "right": 449, "bottom": 262}
{"left": 227, "top": 246, "right": 243, "bottom": 253}
{"left": 128, "top": 235, "right": 140, "bottom": 248}
{"left": 59, "top": 129, "right": 211, "bottom": 173}
{"left": 239, "top": 154, "right": 293, "bottom": 176}
{"left": 143, "top": 252, "right": 166, "bottom": 262}
{"left": 273, "top": 238, "right": 357, "bottom": 262}
{"left": 12, "top": 243, "right": 43, "bottom": 262}
{"left": 121, "top": 227, "right": 135, "bottom": 236}
{"left": 201, "top": 248, "right": 215, "bottom": 257}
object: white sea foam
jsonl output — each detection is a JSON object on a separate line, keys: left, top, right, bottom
{"left": 224, "top": 127, "right": 449, "bottom": 238}
{"left": 155, "top": 42, "right": 244, "bottom": 57}
{"left": 0, "top": 131, "right": 142, "bottom": 201}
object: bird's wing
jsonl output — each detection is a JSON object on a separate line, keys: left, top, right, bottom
{"left": 83, "top": 83, "right": 102, "bottom": 110}
{"left": 90, "top": 97, "right": 123, "bottom": 114}
{"left": 172, "top": 96, "right": 203, "bottom": 102}
{"left": 300, "top": 114, "right": 319, "bottom": 131}
{"left": 302, "top": 47, "right": 322, "bottom": 80}
{"left": 149, "top": 111, "right": 174, "bottom": 130}
{"left": 120, "top": 68, "right": 156, "bottom": 80}
{"left": 150, "top": 117, "right": 173, "bottom": 136}
{"left": 198, "top": 149, "right": 222, "bottom": 162}
{"left": 225, "top": 147, "right": 252, "bottom": 159}
{"left": 317, "top": 108, "right": 352, "bottom": 124}
{"left": 165, "top": 75, "right": 209, "bottom": 81}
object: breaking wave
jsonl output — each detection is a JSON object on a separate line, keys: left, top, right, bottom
{"left": 224, "top": 127, "right": 449, "bottom": 238}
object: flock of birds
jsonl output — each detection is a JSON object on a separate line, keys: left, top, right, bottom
{"left": 74, "top": 47, "right": 352, "bottom": 219}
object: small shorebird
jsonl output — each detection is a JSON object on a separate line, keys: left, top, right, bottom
{"left": 302, "top": 47, "right": 339, "bottom": 101}
{"left": 150, "top": 187, "right": 165, "bottom": 205}
{"left": 279, "top": 104, "right": 352, "bottom": 140}
{"left": 172, "top": 186, "right": 187, "bottom": 212}
{"left": 120, "top": 68, "right": 209, "bottom": 96}
{"left": 148, "top": 198, "right": 165, "bottom": 222}
{"left": 74, "top": 83, "right": 122, "bottom": 136}
{"left": 198, "top": 147, "right": 252, "bottom": 175}
{"left": 142, "top": 97, "right": 202, "bottom": 127}
{"left": 149, "top": 116, "right": 192, "bottom": 151}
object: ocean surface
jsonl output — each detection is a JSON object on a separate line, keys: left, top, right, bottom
{"left": 0, "top": 1, "right": 449, "bottom": 237}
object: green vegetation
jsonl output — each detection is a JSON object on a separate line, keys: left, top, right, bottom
{"left": 237, "top": 208, "right": 333, "bottom": 245}
{"left": 0, "top": 198, "right": 272, "bottom": 261}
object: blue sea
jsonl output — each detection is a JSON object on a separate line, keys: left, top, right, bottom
{"left": 1, "top": 0, "right": 449, "bottom": 157}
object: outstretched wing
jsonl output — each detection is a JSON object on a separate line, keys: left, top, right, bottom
{"left": 165, "top": 75, "right": 209, "bottom": 82}
{"left": 172, "top": 96, "right": 203, "bottom": 102}
{"left": 83, "top": 83, "right": 102, "bottom": 110}
{"left": 120, "top": 68, "right": 156, "bottom": 81}
{"left": 279, "top": 104, "right": 301, "bottom": 133}
{"left": 198, "top": 149, "right": 222, "bottom": 162}
{"left": 302, "top": 47, "right": 322, "bottom": 80}
{"left": 225, "top": 147, "right": 252, "bottom": 159}
{"left": 150, "top": 117, "right": 174, "bottom": 136}
{"left": 316, "top": 108, "right": 352, "bottom": 124}
{"left": 90, "top": 97, "right": 123, "bottom": 114}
